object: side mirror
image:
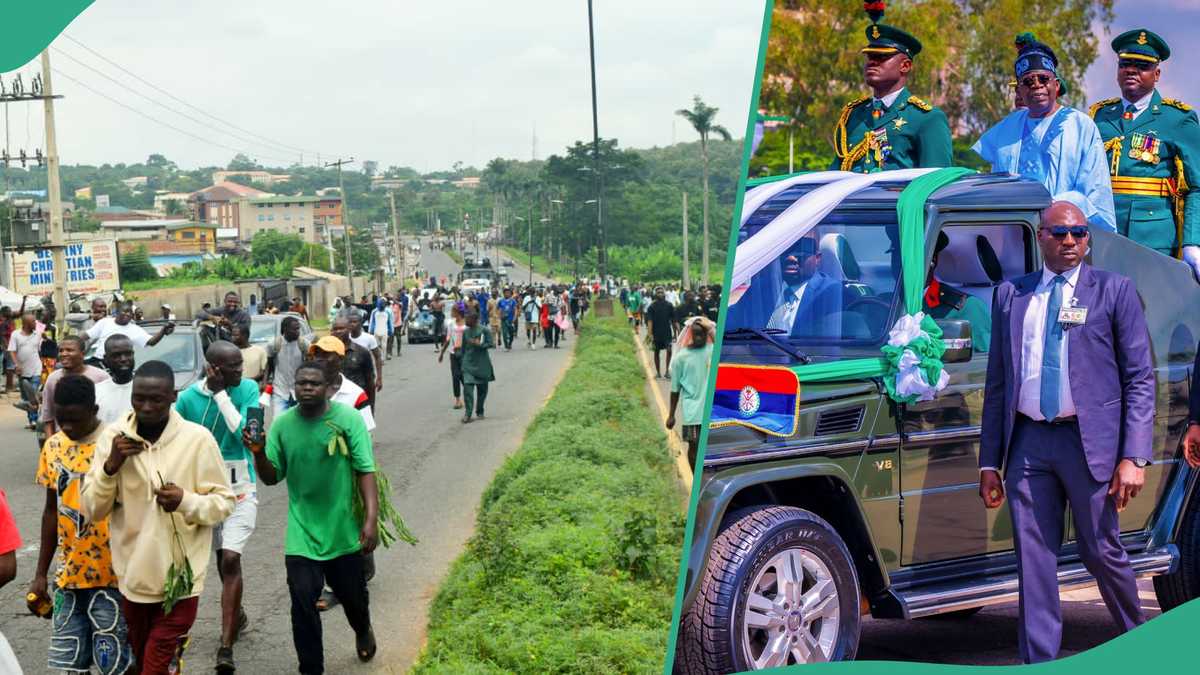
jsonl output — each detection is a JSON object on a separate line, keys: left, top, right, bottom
{"left": 936, "top": 319, "right": 973, "bottom": 364}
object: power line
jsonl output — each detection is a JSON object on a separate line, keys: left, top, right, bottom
{"left": 60, "top": 32, "right": 340, "bottom": 159}
{"left": 51, "top": 47, "right": 305, "bottom": 162}
{"left": 51, "top": 67, "right": 301, "bottom": 166}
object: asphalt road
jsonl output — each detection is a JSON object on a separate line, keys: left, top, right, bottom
{"left": 858, "top": 580, "right": 1162, "bottom": 664}
{"left": 0, "top": 245, "right": 572, "bottom": 674}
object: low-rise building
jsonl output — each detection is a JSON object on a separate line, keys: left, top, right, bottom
{"left": 154, "top": 192, "right": 194, "bottom": 214}
{"left": 190, "top": 182, "right": 271, "bottom": 230}
{"left": 314, "top": 196, "right": 342, "bottom": 228}
{"left": 238, "top": 195, "right": 320, "bottom": 243}
{"left": 165, "top": 222, "right": 218, "bottom": 254}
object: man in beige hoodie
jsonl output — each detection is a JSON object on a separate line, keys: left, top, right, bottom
{"left": 82, "top": 360, "right": 235, "bottom": 674}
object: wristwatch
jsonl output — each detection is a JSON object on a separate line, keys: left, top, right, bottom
{"left": 1129, "top": 457, "right": 1150, "bottom": 468}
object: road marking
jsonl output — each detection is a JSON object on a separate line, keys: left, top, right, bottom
{"left": 630, "top": 328, "right": 693, "bottom": 492}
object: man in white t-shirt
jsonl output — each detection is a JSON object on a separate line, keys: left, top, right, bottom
{"left": 85, "top": 302, "right": 174, "bottom": 360}
{"left": 94, "top": 335, "right": 137, "bottom": 425}
{"left": 7, "top": 311, "right": 43, "bottom": 426}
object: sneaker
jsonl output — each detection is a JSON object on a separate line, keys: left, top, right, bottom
{"left": 215, "top": 646, "right": 236, "bottom": 673}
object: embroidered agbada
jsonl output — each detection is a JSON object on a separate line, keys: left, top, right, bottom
{"left": 973, "top": 106, "right": 1116, "bottom": 231}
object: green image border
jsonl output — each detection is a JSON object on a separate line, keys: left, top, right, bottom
{"left": 660, "top": 2, "right": 775, "bottom": 672}
{"left": 0, "top": 2, "right": 93, "bottom": 72}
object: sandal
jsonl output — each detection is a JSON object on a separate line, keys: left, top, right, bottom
{"left": 356, "top": 628, "right": 377, "bottom": 662}
{"left": 316, "top": 588, "right": 340, "bottom": 612}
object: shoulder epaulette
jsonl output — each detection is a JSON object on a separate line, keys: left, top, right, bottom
{"left": 907, "top": 95, "right": 932, "bottom": 112}
{"left": 1089, "top": 97, "right": 1120, "bottom": 118}
{"left": 1163, "top": 98, "right": 1193, "bottom": 112}
{"left": 842, "top": 95, "right": 870, "bottom": 112}
{"left": 939, "top": 284, "right": 967, "bottom": 311}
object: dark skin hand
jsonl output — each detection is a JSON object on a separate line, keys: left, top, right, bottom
{"left": 980, "top": 470, "right": 1005, "bottom": 509}
{"left": 28, "top": 488, "right": 56, "bottom": 618}
{"left": 103, "top": 433, "right": 147, "bottom": 476}
{"left": 155, "top": 482, "right": 184, "bottom": 513}
{"left": 1183, "top": 423, "right": 1200, "bottom": 468}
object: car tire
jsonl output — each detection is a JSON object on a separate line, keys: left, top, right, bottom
{"left": 679, "top": 506, "right": 860, "bottom": 673}
{"left": 1153, "top": 485, "right": 1200, "bottom": 611}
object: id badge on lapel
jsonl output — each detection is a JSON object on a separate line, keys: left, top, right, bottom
{"left": 1059, "top": 300, "right": 1088, "bottom": 328}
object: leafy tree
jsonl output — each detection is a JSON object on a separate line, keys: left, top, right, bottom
{"left": 119, "top": 245, "right": 158, "bottom": 282}
{"left": 227, "top": 154, "right": 260, "bottom": 171}
{"left": 163, "top": 199, "right": 185, "bottom": 216}
{"left": 250, "top": 230, "right": 305, "bottom": 266}
{"left": 676, "top": 95, "right": 731, "bottom": 283}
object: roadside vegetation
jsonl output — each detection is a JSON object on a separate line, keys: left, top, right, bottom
{"left": 412, "top": 314, "right": 686, "bottom": 673}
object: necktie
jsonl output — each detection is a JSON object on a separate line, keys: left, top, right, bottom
{"left": 767, "top": 292, "right": 800, "bottom": 332}
{"left": 872, "top": 99, "right": 884, "bottom": 121}
{"left": 1040, "top": 275, "right": 1067, "bottom": 421}
{"left": 1121, "top": 103, "right": 1137, "bottom": 131}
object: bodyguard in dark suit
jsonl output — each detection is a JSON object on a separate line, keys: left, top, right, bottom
{"left": 978, "top": 201, "right": 1154, "bottom": 663}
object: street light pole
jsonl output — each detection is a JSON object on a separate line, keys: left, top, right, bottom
{"left": 326, "top": 158, "right": 355, "bottom": 298}
{"left": 585, "top": 0, "right": 605, "bottom": 289}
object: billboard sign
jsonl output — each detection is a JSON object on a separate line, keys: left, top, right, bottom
{"left": 9, "top": 240, "right": 120, "bottom": 295}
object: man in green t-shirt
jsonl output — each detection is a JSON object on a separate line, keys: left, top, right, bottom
{"left": 667, "top": 318, "right": 715, "bottom": 470}
{"left": 174, "top": 340, "right": 261, "bottom": 673}
{"left": 248, "top": 361, "right": 379, "bottom": 672}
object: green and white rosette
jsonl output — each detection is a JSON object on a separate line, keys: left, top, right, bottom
{"left": 880, "top": 311, "right": 948, "bottom": 403}
{"left": 879, "top": 167, "right": 976, "bottom": 403}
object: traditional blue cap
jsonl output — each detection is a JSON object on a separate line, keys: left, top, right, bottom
{"left": 1112, "top": 29, "right": 1170, "bottom": 63}
{"left": 1015, "top": 39, "right": 1059, "bottom": 79}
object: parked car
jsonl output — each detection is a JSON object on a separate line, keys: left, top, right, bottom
{"left": 133, "top": 321, "right": 209, "bottom": 393}
{"left": 249, "top": 312, "right": 314, "bottom": 347}
{"left": 676, "top": 174, "right": 1200, "bottom": 672}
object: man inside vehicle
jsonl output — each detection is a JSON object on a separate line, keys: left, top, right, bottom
{"left": 764, "top": 235, "right": 843, "bottom": 337}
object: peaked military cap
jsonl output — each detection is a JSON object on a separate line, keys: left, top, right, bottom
{"left": 1112, "top": 29, "right": 1170, "bottom": 64}
{"left": 860, "top": 1, "right": 922, "bottom": 58}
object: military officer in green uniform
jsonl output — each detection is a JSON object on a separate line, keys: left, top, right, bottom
{"left": 831, "top": 9, "right": 953, "bottom": 173}
{"left": 1089, "top": 28, "right": 1200, "bottom": 279}
{"left": 923, "top": 232, "right": 990, "bottom": 353}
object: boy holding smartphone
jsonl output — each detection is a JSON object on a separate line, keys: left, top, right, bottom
{"left": 174, "top": 340, "right": 262, "bottom": 673}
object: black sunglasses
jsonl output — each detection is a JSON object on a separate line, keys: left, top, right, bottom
{"left": 1019, "top": 74, "right": 1055, "bottom": 88}
{"left": 1040, "top": 226, "right": 1090, "bottom": 239}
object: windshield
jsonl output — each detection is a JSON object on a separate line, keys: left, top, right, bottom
{"left": 135, "top": 333, "right": 197, "bottom": 373}
{"left": 724, "top": 211, "right": 900, "bottom": 344}
{"left": 249, "top": 318, "right": 277, "bottom": 344}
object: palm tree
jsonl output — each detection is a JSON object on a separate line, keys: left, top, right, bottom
{"left": 676, "top": 95, "right": 731, "bottom": 284}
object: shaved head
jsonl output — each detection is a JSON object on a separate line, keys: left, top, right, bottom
{"left": 205, "top": 339, "right": 241, "bottom": 365}
{"left": 1041, "top": 201, "right": 1086, "bottom": 227}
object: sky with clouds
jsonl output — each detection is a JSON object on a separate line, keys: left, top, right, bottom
{"left": 12, "top": 1, "right": 763, "bottom": 172}
{"left": 1083, "top": 0, "right": 1200, "bottom": 105}
{"left": 6, "top": 2, "right": 1194, "bottom": 175}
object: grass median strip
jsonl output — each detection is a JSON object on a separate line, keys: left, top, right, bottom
{"left": 412, "top": 314, "right": 687, "bottom": 674}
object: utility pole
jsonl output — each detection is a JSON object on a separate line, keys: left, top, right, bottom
{"left": 389, "top": 191, "right": 403, "bottom": 284}
{"left": 41, "top": 51, "right": 67, "bottom": 328}
{"left": 325, "top": 158, "right": 355, "bottom": 298}
{"left": 527, "top": 204, "right": 533, "bottom": 285}
{"left": 586, "top": 0, "right": 606, "bottom": 291}
{"left": 682, "top": 191, "right": 690, "bottom": 289}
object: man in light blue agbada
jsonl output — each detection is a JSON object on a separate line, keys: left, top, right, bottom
{"left": 974, "top": 37, "right": 1116, "bottom": 231}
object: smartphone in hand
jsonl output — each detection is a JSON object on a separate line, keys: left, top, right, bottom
{"left": 245, "top": 407, "right": 265, "bottom": 446}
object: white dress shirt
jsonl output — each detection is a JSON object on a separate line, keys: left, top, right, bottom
{"left": 1121, "top": 90, "right": 1154, "bottom": 122}
{"left": 874, "top": 88, "right": 904, "bottom": 110}
{"left": 982, "top": 264, "right": 1083, "bottom": 474}
{"left": 1017, "top": 264, "right": 1082, "bottom": 420}
{"left": 766, "top": 282, "right": 809, "bottom": 331}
